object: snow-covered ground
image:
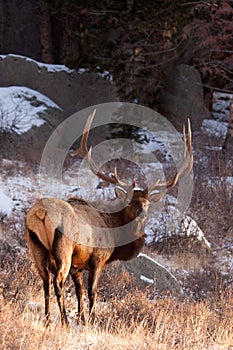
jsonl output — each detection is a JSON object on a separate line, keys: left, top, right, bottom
{"left": 0, "top": 160, "right": 37, "bottom": 218}
{"left": 145, "top": 196, "right": 210, "bottom": 249}
{"left": 201, "top": 90, "right": 232, "bottom": 139}
{"left": 0, "top": 86, "right": 62, "bottom": 134}
{"left": 201, "top": 119, "right": 227, "bottom": 138}
{"left": 0, "top": 187, "right": 12, "bottom": 216}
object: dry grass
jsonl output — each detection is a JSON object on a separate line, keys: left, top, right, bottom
{"left": 0, "top": 286, "right": 233, "bottom": 349}
{"left": 0, "top": 256, "right": 233, "bottom": 350}
{"left": 1, "top": 134, "right": 233, "bottom": 349}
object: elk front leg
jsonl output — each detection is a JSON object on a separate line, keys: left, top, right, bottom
{"left": 88, "top": 265, "right": 104, "bottom": 320}
{"left": 70, "top": 268, "right": 85, "bottom": 324}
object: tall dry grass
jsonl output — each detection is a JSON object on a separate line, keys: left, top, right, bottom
{"left": 0, "top": 258, "right": 232, "bottom": 350}
{"left": 1, "top": 135, "right": 233, "bottom": 349}
{"left": 0, "top": 288, "right": 233, "bottom": 349}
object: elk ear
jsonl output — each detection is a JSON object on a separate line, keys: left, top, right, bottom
{"left": 114, "top": 187, "right": 128, "bottom": 200}
{"left": 149, "top": 191, "right": 164, "bottom": 203}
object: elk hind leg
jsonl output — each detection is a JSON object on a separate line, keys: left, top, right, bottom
{"left": 28, "top": 229, "right": 51, "bottom": 326}
{"left": 53, "top": 269, "right": 69, "bottom": 326}
{"left": 52, "top": 228, "right": 72, "bottom": 326}
{"left": 43, "top": 273, "right": 51, "bottom": 326}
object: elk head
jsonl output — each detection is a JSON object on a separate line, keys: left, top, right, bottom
{"left": 74, "top": 109, "right": 193, "bottom": 220}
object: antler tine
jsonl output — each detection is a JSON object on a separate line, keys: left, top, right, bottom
{"left": 187, "top": 118, "right": 192, "bottom": 154}
{"left": 175, "top": 118, "right": 193, "bottom": 182}
{"left": 183, "top": 123, "right": 187, "bottom": 158}
{"left": 70, "top": 109, "right": 96, "bottom": 157}
{"left": 81, "top": 109, "right": 96, "bottom": 156}
{"left": 87, "top": 147, "right": 117, "bottom": 184}
{"left": 87, "top": 147, "right": 135, "bottom": 188}
{"left": 114, "top": 167, "right": 128, "bottom": 187}
{"left": 182, "top": 118, "right": 192, "bottom": 158}
{"left": 149, "top": 118, "right": 193, "bottom": 193}
{"left": 72, "top": 109, "right": 136, "bottom": 189}
{"left": 114, "top": 168, "right": 136, "bottom": 188}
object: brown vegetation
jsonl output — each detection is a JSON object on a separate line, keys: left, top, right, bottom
{"left": 0, "top": 139, "right": 232, "bottom": 348}
{"left": 0, "top": 255, "right": 232, "bottom": 350}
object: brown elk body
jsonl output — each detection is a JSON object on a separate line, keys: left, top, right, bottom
{"left": 25, "top": 112, "right": 193, "bottom": 326}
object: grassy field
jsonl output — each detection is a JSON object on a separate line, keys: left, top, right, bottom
{"left": 0, "top": 137, "right": 233, "bottom": 349}
{"left": 0, "top": 253, "right": 232, "bottom": 350}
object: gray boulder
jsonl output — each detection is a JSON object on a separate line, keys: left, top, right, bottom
{"left": 159, "top": 64, "right": 208, "bottom": 128}
{"left": 123, "top": 253, "right": 182, "bottom": 295}
{"left": 0, "top": 54, "right": 119, "bottom": 117}
{"left": 0, "top": 54, "right": 119, "bottom": 161}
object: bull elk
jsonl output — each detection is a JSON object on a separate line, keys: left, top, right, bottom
{"left": 25, "top": 111, "right": 193, "bottom": 326}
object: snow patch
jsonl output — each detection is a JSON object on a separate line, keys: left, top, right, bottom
{"left": 0, "top": 187, "right": 12, "bottom": 216}
{"left": 145, "top": 198, "right": 211, "bottom": 249}
{"left": 140, "top": 275, "right": 154, "bottom": 284}
{"left": 0, "top": 86, "right": 62, "bottom": 134}
{"left": 0, "top": 54, "right": 74, "bottom": 74}
{"left": 97, "top": 69, "right": 113, "bottom": 81}
{"left": 202, "top": 91, "right": 233, "bottom": 139}
{"left": 201, "top": 119, "right": 227, "bottom": 138}
{"left": 77, "top": 67, "right": 89, "bottom": 74}
{"left": 212, "top": 91, "right": 233, "bottom": 122}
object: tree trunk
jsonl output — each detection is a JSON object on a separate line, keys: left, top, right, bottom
{"left": 38, "top": 0, "right": 54, "bottom": 63}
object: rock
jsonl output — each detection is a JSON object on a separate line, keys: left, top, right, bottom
{"left": 0, "top": 54, "right": 119, "bottom": 117}
{"left": 159, "top": 64, "right": 208, "bottom": 129}
{"left": 123, "top": 253, "right": 182, "bottom": 295}
{"left": 0, "top": 54, "right": 119, "bottom": 161}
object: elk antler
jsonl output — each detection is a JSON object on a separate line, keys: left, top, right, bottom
{"left": 70, "top": 110, "right": 96, "bottom": 157}
{"left": 149, "top": 118, "right": 193, "bottom": 194}
{"left": 87, "top": 147, "right": 129, "bottom": 186}
{"left": 72, "top": 110, "right": 135, "bottom": 189}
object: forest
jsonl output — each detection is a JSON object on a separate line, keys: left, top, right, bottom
{"left": 37, "top": 0, "right": 233, "bottom": 110}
